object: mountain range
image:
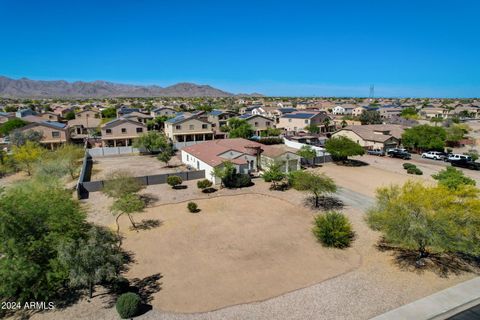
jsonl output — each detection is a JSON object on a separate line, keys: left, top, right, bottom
{"left": 0, "top": 76, "right": 262, "bottom": 98}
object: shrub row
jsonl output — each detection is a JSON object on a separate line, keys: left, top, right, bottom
{"left": 403, "top": 163, "right": 423, "bottom": 175}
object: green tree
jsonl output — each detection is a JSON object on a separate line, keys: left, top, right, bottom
{"left": 212, "top": 161, "right": 235, "bottom": 187}
{"left": 133, "top": 131, "right": 168, "bottom": 154}
{"left": 58, "top": 226, "right": 123, "bottom": 298}
{"left": 325, "top": 136, "right": 365, "bottom": 162}
{"left": 226, "top": 118, "right": 254, "bottom": 138}
{"left": 157, "top": 146, "right": 173, "bottom": 166}
{"left": 312, "top": 211, "right": 354, "bottom": 248}
{"left": 111, "top": 193, "right": 145, "bottom": 234}
{"left": 304, "top": 123, "right": 320, "bottom": 134}
{"left": 289, "top": 170, "right": 337, "bottom": 207}
{"left": 402, "top": 124, "right": 446, "bottom": 152}
{"left": 12, "top": 140, "right": 45, "bottom": 175}
{"left": 64, "top": 111, "right": 76, "bottom": 120}
{"left": 9, "top": 129, "right": 43, "bottom": 146}
{"left": 167, "top": 175, "right": 183, "bottom": 188}
{"left": 432, "top": 167, "right": 476, "bottom": 190}
{"left": 54, "top": 144, "right": 85, "bottom": 179}
{"left": 103, "top": 170, "right": 144, "bottom": 198}
{"left": 101, "top": 107, "right": 117, "bottom": 119}
{"left": 297, "top": 145, "right": 317, "bottom": 166}
{"left": 429, "top": 117, "right": 444, "bottom": 126}
{"left": 446, "top": 123, "right": 470, "bottom": 144}
{"left": 400, "top": 107, "right": 418, "bottom": 120}
{"left": 0, "top": 179, "right": 86, "bottom": 304}
{"left": 262, "top": 162, "right": 286, "bottom": 189}
{"left": 0, "top": 118, "right": 27, "bottom": 136}
{"left": 366, "top": 181, "right": 480, "bottom": 261}
{"left": 359, "top": 110, "right": 382, "bottom": 125}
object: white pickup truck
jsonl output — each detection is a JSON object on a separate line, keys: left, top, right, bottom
{"left": 421, "top": 151, "right": 445, "bottom": 160}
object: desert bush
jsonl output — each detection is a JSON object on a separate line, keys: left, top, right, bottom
{"left": 407, "top": 167, "right": 423, "bottom": 175}
{"left": 167, "top": 175, "right": 183, "bottom": 188}
{"left": 312, "top": 211, "right": 354, "bottom": 248}
{"left": 402, "top": 163, "right": 416, "bottom": 170}
{"left": 224, "top": 173, "right": 252, "bottom": 188}
{"left": 187, "top": 202, "right": 199, "bottom": 213}
{"left": 116, "top": 292, "right": 142, "bottom": 319}
{"left": 197, "top": 179, "right": 213, "bottom": 191}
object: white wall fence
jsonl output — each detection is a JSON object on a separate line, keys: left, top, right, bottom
{"left": 283, "top": 138, "right": 332, "bottom": 164}
{"left": 87, "top": 146, "right": 149, "bottom": 157}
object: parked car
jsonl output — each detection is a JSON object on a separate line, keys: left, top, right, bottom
{"left": 387, "top": 148, "right": 411, "bottom": 160}
{"left": 450, "top": 158, "right": 480, "bottom": 170}
{"left": 367, "top": 149, "right": 385, "bottom": 156}
{"left": 421, "top": 151, "right": 445, "bottom": 160}
{"left": 446, "top": 154, "right": 472, "bottom": 163}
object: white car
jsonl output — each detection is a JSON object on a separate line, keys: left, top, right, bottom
{"left": 421, "top": 151, "right": 445, "bottom": 160}
{"left": 446, "top": 154, "right": 472, "bottom": 162}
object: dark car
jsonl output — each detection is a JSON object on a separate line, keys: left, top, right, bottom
{"left": 450, "top": 158, "right": 480, "bottom": 170}
{"left": 367, "top": 149, "right": 385, "bottom": 156}
{"left": 387, "top": 148, "right": 411, "bottom": 160}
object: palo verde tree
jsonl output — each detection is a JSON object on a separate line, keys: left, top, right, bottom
{"left": 359, "top": 110, "right": 382, "bottom": 125}
{"left": 325, "top": 136, "right": 365, "bottom": 163}
{"left": 432, "top": 166, "right": 476, "bottom": 190}
{"left": 12, "top": 140, "right": 45, "bottom": 175}
{"left": 111, "top": 193, "right": 145, "bottom": 235}
{"left": 262, "top": 162, "right": 286, "bottom": 189}
{"left": 157, "top": 145, "right": 174, "bottom": 166}
{"left": 366, "top": 181, "right": 480, "bottom": 262}
{"left": 289, "top": 170, "right": 337, "bottom": 208}
{"left": 297, "top": 145, "right": 316, "bottom": 166}
{"left": 58, "top": 225, "right": 124, "bottom": 298}
{"left": 225, "top": 118, "right": 254, "bottom": 139}
{"left": 0, "top": 118, "right": 27, "bottom": 136}
{"left": 133, "top": 131, "right": 168, "bottom": 154}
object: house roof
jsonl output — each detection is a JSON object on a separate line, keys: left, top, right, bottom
{"left": 282, "top": 112, "right": 317, "bottom": 119}
{"left": 277, "top": 107, "right": 297, "bottom": 114}
{"left": 20, "top": 121, "right": 67, "bottom": 132}
{"left": 182, "top": 138, "right": 267, "bottom": 167}
{"left": 337, "top": 124, "right": 405, "bottom": 142}
{"left": 261, "top": 145, "right": 299, "bottom": 158}
{"left": 102, "top": 118, "right": 147, "bottom": 129}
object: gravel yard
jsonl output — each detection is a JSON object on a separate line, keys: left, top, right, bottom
{"left": 29, "top": 161, "right": 477, "bottom": 320}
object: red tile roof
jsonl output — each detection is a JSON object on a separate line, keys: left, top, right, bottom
{"left": 182, "top": 138, "right": 266, "bottom": 167}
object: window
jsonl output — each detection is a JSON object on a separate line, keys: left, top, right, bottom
{"left": 266, "top": 121, "right": 270, "bottom": 126}
{"left": 52, "top": 131, "right": 60, "bottom": 138}
{"left": 304, "top": 120, "right": 308, "bottom": 124}
{"left": 202, "top": 124, "right": 208, "bottom": 129}
{"left": 136, "top": 127, "right": 143, "bottom": 133}
{"left": 175, "top": 125, "right": 181, "bottom": 130}
{"left": 121, "top": 128, "right": 127, "bottom": 134}
{"left": 106, "top": 129, "right": 112, "bottom": 134}
{"left": 189, "top": 125, "right": 194, "bottom": 130}
{"left": 254, "top": 122, "right": 259, "bottom": 127}
{"left": 186, "top": 155, "right": 189, "bottom": 161}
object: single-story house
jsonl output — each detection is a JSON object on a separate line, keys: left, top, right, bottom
{"left": 181, "top": 138, "right": 301, "bottom": 184}
{"left": 331, "top": 124, "right": 405, "bottom": 151}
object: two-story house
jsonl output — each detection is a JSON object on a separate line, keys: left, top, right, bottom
{"left": 18, "top": 121, "right": 70, "bottom": 149}
{"left": 277, "top": 111, "right": 333, "bottom": 133}
{"left": 101, "top": 118, "right": 147, "bottom": 147}
{"left": 150, "top": 107, "right": 177, "bottom": 118}
{"left": 164, "top": 114, "right": 225, "bottom": 148}
{"left": 68, "top": 109, "right": 102, "bottom": 141}
{"left": 238, "top": 114, "right": 274, "bottom": 136}
{"left": 207, "top": 110, "right": 238, "bottom": 130}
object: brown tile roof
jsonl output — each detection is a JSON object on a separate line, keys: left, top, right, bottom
{"left": 340, "top": 124, "right": 406, "bottom": 142}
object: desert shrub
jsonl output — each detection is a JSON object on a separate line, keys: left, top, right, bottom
{"left": 407, "top": 167, "right": 423, "bottom": 175}
{"left": 255, "top": 137, "right": 284, "bottom": 145}
{"left": 312, "top": 211, "right": 353, "bottom": 248}
{"left": 224, "top": 173, "right": 252, "bottom": 188}
{"left": 402, "top": 163, "right": 416, "bottom": 170}
{"left": 167, "top": 175, "right": 182, "bottom": 188}
{"left": 110, "top": 277, "right": 130, "bottom": 294}
{"left": 116, "top": 292, "right": 141, "bottom": 319}
{"left": 197, "top": 179, "right": 213, "bottom": 191}
{"left": 187, "top": 202, "right": 198, "bottom": 213}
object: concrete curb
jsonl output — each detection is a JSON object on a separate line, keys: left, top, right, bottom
{"left": 371, "top": 277, "right": 480, "bottom": 320}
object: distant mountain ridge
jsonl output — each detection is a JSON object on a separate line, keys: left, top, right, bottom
{"left": 0, "top": 76, "right": 262, "bottom": 98}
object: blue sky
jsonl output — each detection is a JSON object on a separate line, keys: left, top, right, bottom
{"left": 1, "top": 0, "right": 479, "bottom": 97}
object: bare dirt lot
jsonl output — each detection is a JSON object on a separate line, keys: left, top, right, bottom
{"left": 90, "top": 154, "right": 186, "bottom": 180}
{"left": 120, "top": 194, "right": 361, "bottom": 313}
